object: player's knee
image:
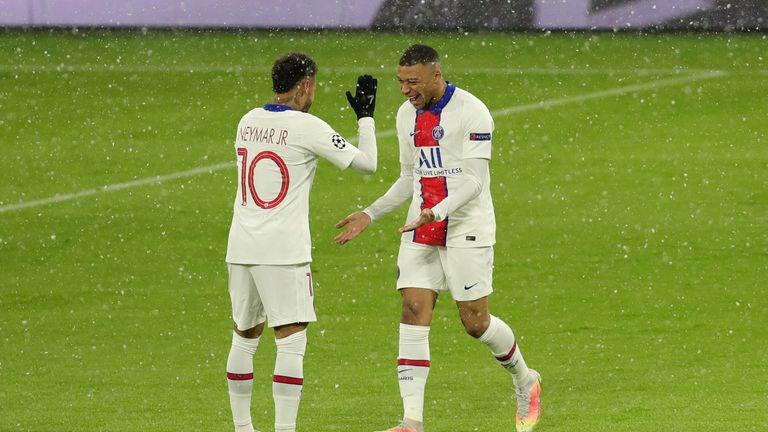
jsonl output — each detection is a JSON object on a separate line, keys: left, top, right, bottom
{"left": 463, "top": 323, "right": 484, "bottom": 338}
{"left": 274, "top": 322, "right": 308, "bottom": 339}
{"left": 461, "top": 316, "right": 490, "bottom": 339}
{"left": 234, "top": 323, "right": 264, "bottom": 339}
{"left": 401, "top": 302, "right": 430, "bottom": 325}
{"left": 401, "top": 303, "right": 420, "bottom": 323}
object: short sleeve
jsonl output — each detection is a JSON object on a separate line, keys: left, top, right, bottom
{"left": 298, "top": 115, "right": 359, "bottom": 169}
{"left": 462, "top": 102, "right": 494, "bottom": 160}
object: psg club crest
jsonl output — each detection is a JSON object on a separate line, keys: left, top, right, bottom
{"left": 431, "top": 125, "right": 444, "bottom": 141}
{"left": 331, "top": 134, "right": 347, "bottom": 149}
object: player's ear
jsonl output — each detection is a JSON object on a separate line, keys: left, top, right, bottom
{"left": 294, "top": 78, "right": 309, "bottom": 97}
{"left": 295, "top": 78, "right": 309, "bottom": 97}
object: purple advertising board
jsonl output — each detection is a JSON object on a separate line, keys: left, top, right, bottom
{"left": 0, "top": 0, "right": 764, "bottom": 30}
{"left": 0, "top": 0, "right": 382, "bottom": 27}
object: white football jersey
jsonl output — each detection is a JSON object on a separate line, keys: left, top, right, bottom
{"left": 396, "top": 83, "right": 496, "bottom": 247}
{"left": 226, "top": 104, "right": 361, "bottom": 265}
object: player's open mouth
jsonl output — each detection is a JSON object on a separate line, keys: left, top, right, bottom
{"left": 408, "top": 95, "right": 421, "bottom": 104}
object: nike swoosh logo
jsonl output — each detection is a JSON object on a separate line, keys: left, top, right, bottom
{"left": 409, "top": 130, "right": 420, "bottom": 136}
{"left": 398, "top": 368, "right": 413, "bottom": 374}
{"left": 464, "top": 282, "right": 479, "bottom": 290}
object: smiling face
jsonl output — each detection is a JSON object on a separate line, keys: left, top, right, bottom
{"left": 397, "top": 62, "right": 445, "bottom": 110}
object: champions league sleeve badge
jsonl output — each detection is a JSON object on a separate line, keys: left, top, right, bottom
{"left": 431, "top": 125, "right": 445, "bottom": 140}
{"left": 331, "top": 134, "right": 347, "bottom": 149}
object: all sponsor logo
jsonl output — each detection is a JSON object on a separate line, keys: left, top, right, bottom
{"left": 418, "top": 147, "right": 443, "bottom": 169}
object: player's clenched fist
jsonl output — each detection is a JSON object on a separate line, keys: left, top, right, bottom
{"left": 346, "top": 75, "right": 377, "bottom": 119}
{"left": 334, "top": 211, "right": 372, "bottom": 245}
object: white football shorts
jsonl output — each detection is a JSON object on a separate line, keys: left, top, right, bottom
{"left": 396, "top": 242, "right": 494, "bottom": 302}
{"left": 227, "top": 263, "right": 316, "bottom": 329}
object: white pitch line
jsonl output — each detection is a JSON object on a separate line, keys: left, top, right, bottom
{"left": 0, "top": 162, "right": 231, "bottom": 214}
{"left": 0, "top": 71, "right": 727, "bottom": 214}
{"left": 494, "top": 70, "right": 727, "bottom": 116}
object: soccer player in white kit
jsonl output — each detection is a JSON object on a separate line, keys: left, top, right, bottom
{"left": 225, "top": 52, "right": 378, "bottom": 432}
{"left": 335, "top": 45, "right": 542, "bottom": 432}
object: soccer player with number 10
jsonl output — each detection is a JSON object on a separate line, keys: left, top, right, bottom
{"left": 224, "top": 52, "right": 378, "bottom": 432}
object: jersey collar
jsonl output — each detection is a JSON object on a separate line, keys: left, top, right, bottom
{"left": 418, "top": 81, "right": 456, "bottom": 115}
{"left": 263, "top": 103, "right": 294, "bottom": 112}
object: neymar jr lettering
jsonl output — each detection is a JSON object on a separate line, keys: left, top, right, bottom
{"left": 238, "top": 125, "right": 289, "bottom": 146}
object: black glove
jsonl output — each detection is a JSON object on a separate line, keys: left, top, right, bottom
{"left": 346, "top": 74, "right": 377, "bottom": 119}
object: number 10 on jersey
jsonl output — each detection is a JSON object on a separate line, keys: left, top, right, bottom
{"left": 236, "top": 147, "right": 290, "bottom": 209}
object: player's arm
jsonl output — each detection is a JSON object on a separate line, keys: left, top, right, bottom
{"left": 334, "top": 163, "right": 413, "bottom": 245}
{"left": 302, "top": 75, "right": 378, "bottom": 174}
{"left": 347, "top": 75, "right": 378, "bottom": 174}
{"left": 364, "top": 163, "right": 414, "bottom": 221}
{"left": 347, "top": 117, "right": 377, "bottom": 174}
{"left": 430, "top": 158, "right": 486, "bottom": 221}
{"left": 399, "top": 158, "right": 486, "bottom": 233}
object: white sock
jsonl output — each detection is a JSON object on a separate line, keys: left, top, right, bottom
{"left": 273, "top": 330, "right": 307, "bottom": 432}
{"left": 479, "top": 315, "right": 531, "bottom": 386}
{"left": 227, "top": 332, "right": 260, "bottom": 432}
{"left": 397, "top": 323, "right": 430, "bottom": 425}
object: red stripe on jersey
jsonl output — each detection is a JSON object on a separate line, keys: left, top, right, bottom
{"left": 397, "top": 358, "right": 431, "bottom": 367}
{"left": 413, "top": 110, "right": 448, "bottom": 246}
{"left": 273, "top": 375, "right": 304, "bottom": 386}
{"left": 415, "top": 177, "right": 448, "bottom": 246}
{"left": 226, "top": 372, "right": 254, "bottom": 381}
{"left": 414, "top": 110, "right": 440, "bottom": 147}
{"left": 495, "top": 341, "right": 517, "bottom": 363}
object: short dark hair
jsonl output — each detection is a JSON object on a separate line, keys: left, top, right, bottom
{"left": 399, "top": 44, "right": 440, "bottom": 67}
{"left": 271, "top": 52, "right": 317, "bottom": 93}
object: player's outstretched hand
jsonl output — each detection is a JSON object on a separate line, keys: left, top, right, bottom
{"left": 399, "top": 208, "right": 435, "bottom": 233}
{"left": 345, "top": 75, "right": 377, "bottom": 119}
{"left": 335, "top": 211, "right": 372, "bottom": 245}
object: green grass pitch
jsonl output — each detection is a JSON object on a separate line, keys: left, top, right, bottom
{"left": 1, "top": 30, "right": 767, "bottom": 431}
